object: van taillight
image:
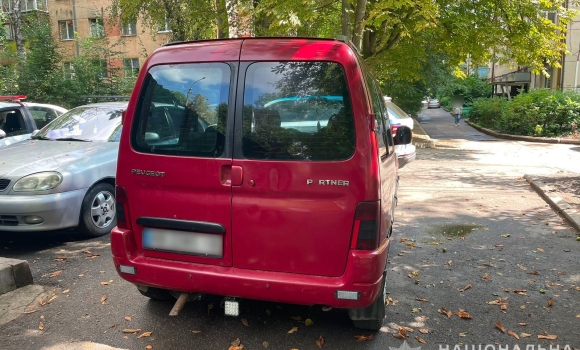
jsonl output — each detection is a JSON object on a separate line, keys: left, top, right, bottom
{"left": 350, "top": 201, "right": 380, "bottom": 250}
{"left": 115, "top": 185, "right": 131, "bottom": 229}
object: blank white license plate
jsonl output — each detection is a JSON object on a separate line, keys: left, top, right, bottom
{"left": 142, "top": 227, "right": 223, "bottom": 257}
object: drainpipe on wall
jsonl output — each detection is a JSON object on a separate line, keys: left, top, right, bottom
{"left": 72, "top": 0, "right": 79, "bottom": 57}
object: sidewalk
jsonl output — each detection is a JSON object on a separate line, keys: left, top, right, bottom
{"left": 415, "top": 107, "right": 580, "bottom": 233}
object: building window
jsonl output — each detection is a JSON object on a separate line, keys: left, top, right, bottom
{"left": 59, "top": 20, "right": 74, "bottom": 40}
{"left": 123, "top": 58, "right": 139, "bottom": 78}
{"left": 121, "top": 20, "right": 137, "bottom": 36}
{"left": 158, "top": 20, "right": 170, "bottom": 33}
{"left": 3, "top": 23, "right": 13, "bottom": 40}
{"left": 98, "top": 60, "right": 108, "bottom": 79}
{"left": 2, "top": 0, "right": 47, "bottom": 13}
{"left": 63, "top": 62, "right": 74, "bottom": 79}
{"left": 89, "top": 18, "right": 104, "bottom": 38}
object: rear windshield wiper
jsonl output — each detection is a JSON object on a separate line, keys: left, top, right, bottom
{"left": 55, "top": 137, "right": 92, "bottom": 142}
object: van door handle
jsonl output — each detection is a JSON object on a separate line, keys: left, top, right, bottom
{"left": 231, "top": 166, "right": 243, "bottom": 186}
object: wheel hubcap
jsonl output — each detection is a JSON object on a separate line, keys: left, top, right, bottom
{"left": 90, "top": 190, "right": 115, "bottom": 228}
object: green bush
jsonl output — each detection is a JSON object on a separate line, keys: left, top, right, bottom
{"left": 470, "top": 89, "right": 580, "bottom": 137}
{"left": 467, "top": 97, "right": 506, "bottom": 128}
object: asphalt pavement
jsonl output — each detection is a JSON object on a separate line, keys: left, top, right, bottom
{"left": 0, "top": 108, "right": 579, "bottom": 350}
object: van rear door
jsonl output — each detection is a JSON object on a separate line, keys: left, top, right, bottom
{"left": 122, "top": 42, "right": 239, "bottom": 267}
{"left": 231, "top": 42, "right": 372, "bottom": 277}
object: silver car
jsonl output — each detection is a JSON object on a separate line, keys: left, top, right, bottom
{"left": 0, "top": 102, "right": 127, "bottom": 236}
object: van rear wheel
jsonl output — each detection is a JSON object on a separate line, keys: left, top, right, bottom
{"left": 137, "top": 286, "right": 173, "bottom": 301}
{"left": 349, "top": 272, "right": 386, "bottom": 331}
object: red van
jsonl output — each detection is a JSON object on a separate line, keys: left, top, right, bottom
{"left": 111, "top": 37, "right": 412, "bottom": 330}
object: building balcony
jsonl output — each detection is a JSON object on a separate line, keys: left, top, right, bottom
{"left": 1, "top": 0, "right": 48, "bottom": 13}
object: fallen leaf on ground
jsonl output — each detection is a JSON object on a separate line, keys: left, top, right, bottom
{"left": 39, "top": 322, "right": 44, "bottom": 330}
{"left": 415, "top": 297, "right": 429, "bottom": 302}
{"left": 507, "top": 330, "right": 519, "bottom": 340}
{"left": 288, "top": 327, "right": 298, "bottom": 334}
{"left": 241, "top": 318, "right": 249, "bottom": 327}
{"left": 192, "top": 330, "right": 201, "bottom": 334}
{"left": 494, "top": 244, "right": 504, "bottom": 248}
{"left": 354, "top": 334, "right": 374, "bottom": 341}
{"left": 123, "top": 329, "right": 141, "bottom": 333}
{"left": 47, "top": 271, "right": 62, "bottom": 278}
{"left": 438, "top": 307, "right": 453, "bottom": 319}
{"left": 520, "top": 332, "right": 532, "bottom": 338}
{"left": 412, "top": 307, "right": 422, "bottom": 313}
{"left": 415, "top": 336, "right": 426, "bottom": 344}
{"left": 495, "top": 321, "right": 506, "bottom": 333}
{"left": 54, "top": 256, "right": 67, "bottom": 262}
{"left": 124, "top": 316, "right": 132, "bottom": 322}
{"left": 459, "top": 284, "right": 472, "bottom": 292}
{"left": 517, "top": 264, "right": 527, "bottom": 271}
{"left": 101, "top": 295, "right": 108, "bottom": 304}
{"left": 231, "top": 338, "right": 241, "bottom": 346}
{"left": 482, "top": 273, "right": 491, "bottom": 281}
{"left": 262, "top": 341, "right": 268, "bottom": 348}
{"left": 457, "top": 310, "right": 473, "bottom": 319}
{"left": 459, "top": 332, "right": 467, "bottom": 337}
{"left": 100, "top": 281, "right": 112, "bottom": 286}
{"left": 62, "top": 289, "right": 70, "bottom": 294}
{"left": 500, "top": 304, "right": 507, "bottom": 311}
{"left": 137, "top": 331, "right": 152, "bottom": 338}
{"left": 401, "top": 326, "right": 413, "bottom": 333}
{"left": 518, "top": 322, "right": 528, "bottom": 326}
{"left": 537, "top": 247, "right": 544, "bottom": 252}
{"left": 316, "top": 335, "right": 325, "bottom": 348}
{"left": 305, "top": 318, "right": 314, "bottom": 326}
{"left": 501, "top": 234, "right": 511, "bottom": 238}
{"left": 547, "top": 299, "right": 553, "bottom": 307}
{"left": 145, "top": 346, "right": 152, "bottom": 349}
{"left": 527, "top": 271, "right": 539, "bottom": 275}
{"left": 513, "top": 289, "right": 527, "bottom": 295}
{"left": 537, "top": 333, "right": 557, "bottom": 340}
{"left": 419, "top": 329, "right": 429, "bottom": 334}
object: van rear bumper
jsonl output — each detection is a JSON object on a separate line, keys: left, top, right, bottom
{"left": 111, "top": 227, "right": 389, "bottom": 308}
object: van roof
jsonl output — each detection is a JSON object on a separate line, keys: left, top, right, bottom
{"left": 163, "top": 36, "right": 344, "bottom": 48}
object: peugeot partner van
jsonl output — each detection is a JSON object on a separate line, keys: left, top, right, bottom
{"left": 111, "top": 37, "right": 412, "bottom": 330}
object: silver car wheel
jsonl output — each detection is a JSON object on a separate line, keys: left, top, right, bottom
{"left": 90, "top": 190, "right": 116, "bottom": 228}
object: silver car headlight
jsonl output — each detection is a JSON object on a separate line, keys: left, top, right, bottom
{"left": 13, "top": 172, "right": 63, "bottom": 192}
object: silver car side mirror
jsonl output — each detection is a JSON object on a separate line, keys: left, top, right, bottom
{"left": 31, "top": 129, "right": 40, "bottom": 138}
{"left": 0, "top": 129, "right": 5, "bottom": 140}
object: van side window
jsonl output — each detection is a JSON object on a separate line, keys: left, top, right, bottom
{"left": 365, "top": 76, "right": 389, "bottom": 156}
{"left": 242, "top": 62, "right": 355, "bottom": 161}
{"left": 131, "top": 63, "right": 231, "bottom": 157}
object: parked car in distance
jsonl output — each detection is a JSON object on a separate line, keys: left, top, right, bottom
{"left": 384, "top": 97, "right": 416, "bottom": 168}
{"left": 427, "top": 97, "right": 440, "bottom": 108}
{"left": 0, "top": 96, "right": 68, "bottom": 148}
{"left": 0, "top": 101, "right": 127, "bottom": 236}
{"left": 112, "top": 37, "right": 412, "bottom": 331}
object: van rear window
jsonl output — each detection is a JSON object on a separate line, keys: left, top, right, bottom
{"left": 132, "top": 63, "right": 231, "bottom": 157}
{"left": 242, "top": 62, "right": 355, "bottom": 161}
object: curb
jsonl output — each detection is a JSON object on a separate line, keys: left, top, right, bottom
{"left": 411, "top": 118, "right": 436, "bottom": 148}
{"left": 524, "top": 174, "right": 580, "bottom": 233}
{"left": 467, "top": 121, "right": 580, "bottom": 145}
{"left": 0, "top": 257, "right": 33, "bottom": 295}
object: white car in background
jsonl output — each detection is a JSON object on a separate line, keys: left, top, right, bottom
{"left": 384, "top": 96, "right": 416, "bottom": 168}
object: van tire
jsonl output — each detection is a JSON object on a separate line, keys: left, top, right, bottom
{"left": 349, "top": 272, "right": 386, "bottom": 331}
{"left": 78, "top": 183, "right": 116, "bottom": 237}
{"left": 138, "top": 286, "right": 173, "bottom": 301}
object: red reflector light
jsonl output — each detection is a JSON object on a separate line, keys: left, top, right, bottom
{"left": 115, "top": 185, "right": 130, "bottom": 229}
{"left": 351, "top": 201, "right": 380, "bottom": 250}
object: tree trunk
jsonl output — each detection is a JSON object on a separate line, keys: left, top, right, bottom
{"left": 216, "top": 0, "right": 228, "bottom": 38}
{"left": 10, "top": 0, "right": 26, "bottom": 59}
{"left": 341, "top": 0, "right": 351, "bottom": 40}
{"left": 352, "top": 0, "right": 367, "bottom": 51}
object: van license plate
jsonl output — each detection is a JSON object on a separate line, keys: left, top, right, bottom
{"left": 142, "top": 227, "right": 223, "bottom": 258}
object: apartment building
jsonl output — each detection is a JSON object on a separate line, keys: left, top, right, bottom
{"left": 2, "top": 0, "right": 172, "bottom": 78}
{"left": 489, "top": 4, "right": 580, "bottom": 96}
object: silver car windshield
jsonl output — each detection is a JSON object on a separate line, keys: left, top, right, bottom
{"left": 37, "top": 107, "right": 123, "bottom": 142}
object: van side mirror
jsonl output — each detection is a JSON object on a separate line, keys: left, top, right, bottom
{"left": 393, "top": 125, "right": 412, "bottom": 145}
{"left": 0, "top": 129, "right": 5, "bottom": 140}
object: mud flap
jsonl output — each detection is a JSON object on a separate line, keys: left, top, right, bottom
{"left": 348, "top": 272, "right": 386, "bottom": 321}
